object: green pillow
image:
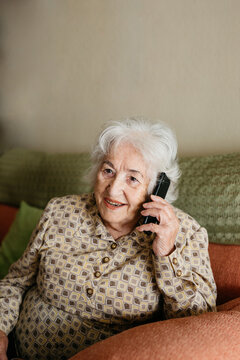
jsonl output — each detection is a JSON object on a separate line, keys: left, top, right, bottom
{"left": 0, "top": 201, "right": 43, "bottom": 279}
{"left": 174, "top": 152, "right": 240, "bottom": 245}
{"left": 0, "top": 148, "right": 92, "bottom": 208}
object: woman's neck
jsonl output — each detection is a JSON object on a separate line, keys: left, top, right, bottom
{"left": 105, "top": 221, "right": 136, "bottom": 240}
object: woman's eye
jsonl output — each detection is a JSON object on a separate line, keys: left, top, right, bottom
{"left": 129, "top": 176, "right": 139, "bottom": 183}
{"left": 103, "top": 168, "right": 114, "bottom": 176}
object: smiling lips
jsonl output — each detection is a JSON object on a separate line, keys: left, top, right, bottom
{"left": 104, "top": 197, "right": 126, "bottom": 210}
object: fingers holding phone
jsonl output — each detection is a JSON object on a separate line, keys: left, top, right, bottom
{"left": 137, "top": 194, "right": 179, "bottom": 257}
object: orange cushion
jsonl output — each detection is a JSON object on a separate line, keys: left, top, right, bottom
{"left": 208, "top": 243, "right": 240, "bottom": 305}
{"left": 0, "top": 204, "right": 18, "bottom": 244}
{"left": 217, "top": 297, "right": 240, "bottom": 312}
{"left": 69, "top": 306, "right": 240, "bottom": 360}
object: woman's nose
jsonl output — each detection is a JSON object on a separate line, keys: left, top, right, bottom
{"left": 107, "top": 176, "right": 124, "bottom": 195}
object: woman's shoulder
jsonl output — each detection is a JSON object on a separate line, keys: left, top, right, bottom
{"left": 173, "top": 206, "right": 203, "bottom": 233}
{"left": 45, "top": 193, "right": 95, "bottom": 211}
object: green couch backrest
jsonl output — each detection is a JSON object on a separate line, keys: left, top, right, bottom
{"left": 174, "top": 152, "right": 240, "bottom": 245}
{"left": 0, "top": 148, "right": 240, "bottom": 244}
{"left": 0, "top": 148, "right": 92, "bottom": 209}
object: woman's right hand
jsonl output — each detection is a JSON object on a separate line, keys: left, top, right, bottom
{"left": 0, "top": 330, "right": 8, "bottom": 360}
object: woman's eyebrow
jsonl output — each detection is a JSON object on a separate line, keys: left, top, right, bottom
{"left": 128, "top": 169, "right": 144, "bottom": 179}
{"left": 103, "top": 160, "right": 115, "bottom": 168}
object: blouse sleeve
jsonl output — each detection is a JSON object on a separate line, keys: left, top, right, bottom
{"left": 152, "top": 210, "right": 217, "bottom": 319}
{"left": 0, "top": 199, "right": 54, "bottom": 335}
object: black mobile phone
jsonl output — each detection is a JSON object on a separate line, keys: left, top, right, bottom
{"left": 143, "top": 172, "right": 170, "bottom": 226}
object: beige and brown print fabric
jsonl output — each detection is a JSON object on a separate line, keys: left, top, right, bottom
{"left": 0, "top": 193, "right": 216, "bottom": 360}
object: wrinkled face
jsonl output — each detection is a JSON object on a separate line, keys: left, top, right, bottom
{"left": 94, "top": 143, "right": 149, "bottom": 236}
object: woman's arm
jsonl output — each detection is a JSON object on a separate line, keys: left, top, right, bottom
{"left": 0, "top": 199, "right": 54, "bottom": 336}
{"left": 137, "top": 195, "right": 217, "bottom": 318}
{"left": 152, "top": 224, "right": 217, "bottom": 318}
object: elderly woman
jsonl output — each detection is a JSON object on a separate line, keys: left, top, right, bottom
{"left": 0, "top": 119, "right": 216, "bottom": 360}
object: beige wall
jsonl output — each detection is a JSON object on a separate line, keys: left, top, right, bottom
{"left": 0, "top": 0, "right": 239, "bottom": 156}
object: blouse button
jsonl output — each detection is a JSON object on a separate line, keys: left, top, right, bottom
{"left": 111, "top": 243, "right": 117, "bottom": 249}
{"left": 176, "top": 270, "right": 182, "bottom": 277}
{"left": 173, "top": 258, "right": 178, "bottom": 265}
{"left": 86, "top": 288, "right": 93, "bottom": 296}
{"left": 102, "top": 257, "right": 110, "bottom": 263}
{"left": 94, "top": 271, "right": 101, "bottom": 278}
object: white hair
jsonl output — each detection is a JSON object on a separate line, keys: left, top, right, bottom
{"left": 88, "top": 118, "right": 181, "bottom": 203}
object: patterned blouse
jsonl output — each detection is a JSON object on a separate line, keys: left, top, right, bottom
{"left": 0, "top": 193, "right": 217, "bottom": 360}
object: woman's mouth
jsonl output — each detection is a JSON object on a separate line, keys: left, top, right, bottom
{"left": 104, "top": 197, "right": 126, "bottom": 209}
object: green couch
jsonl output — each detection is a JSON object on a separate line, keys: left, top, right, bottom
{"left": 0, "top": 148, "right": 240, "bottom": 360}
